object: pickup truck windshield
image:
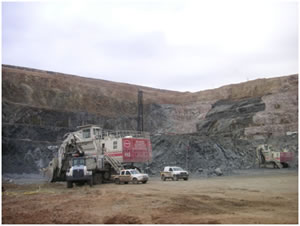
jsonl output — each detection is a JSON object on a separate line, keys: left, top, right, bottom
{"left": 173, "top": 167, "right": 183, "bottom": 171}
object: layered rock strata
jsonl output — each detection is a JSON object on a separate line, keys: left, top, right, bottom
{"left": 2, "top": 65, "right": 298, "bottom": 174}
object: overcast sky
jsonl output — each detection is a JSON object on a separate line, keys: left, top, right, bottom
{"left": 2, "top": 0, "right": 298, "bottom": 92}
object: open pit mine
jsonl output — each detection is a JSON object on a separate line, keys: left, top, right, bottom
{"left": 2, "top": 65, "right": 298, "bottom": 224}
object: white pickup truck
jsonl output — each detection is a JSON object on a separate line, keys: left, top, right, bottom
{"left": 160, "top": 166, "right": 189, "bottom": 181}
{"left": 114, "top": 169, "right": 149, "bottom": 184}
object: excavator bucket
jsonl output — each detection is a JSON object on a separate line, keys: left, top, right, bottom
{"left": 43, "top": 157, "right": 58, "bottom": 182}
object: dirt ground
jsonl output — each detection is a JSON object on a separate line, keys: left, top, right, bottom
{"left": 2, "top": 169, "right": 298, "bottom": 224}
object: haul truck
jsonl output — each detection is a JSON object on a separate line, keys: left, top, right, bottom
{"left": 44, "top": 125, "right": 152, "bottom": 187}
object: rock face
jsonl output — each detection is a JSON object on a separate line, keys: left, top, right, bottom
{"left": 148, "top": 134, "right": 258, "bottom": 176}
{"left": 147, "top": 133, "right": 298, "bottom": 176}
{"left": 196, "top": 97, "right": 266, "bottom": 138}
{"left": 2, "top": 65, "right": 298, "bottom": 174}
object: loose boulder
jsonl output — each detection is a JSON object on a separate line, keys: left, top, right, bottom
{"left": 214, "top": 168, "right": 223, "bottom": 176}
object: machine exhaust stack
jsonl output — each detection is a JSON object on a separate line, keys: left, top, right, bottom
{"left": 137, "top": 90, "right": 144, "bottom": 132}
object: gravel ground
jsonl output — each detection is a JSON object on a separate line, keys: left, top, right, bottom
{"left": 2, "top": 169, "right": 298, "bottom": 224}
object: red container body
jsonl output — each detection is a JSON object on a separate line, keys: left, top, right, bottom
{"left": 122, "top": 138, "right": 152, "bottom": 163}
{"left": 280, "top": 152, "right": 294, "bottom": 163}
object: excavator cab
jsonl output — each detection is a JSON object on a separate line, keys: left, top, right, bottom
{"left": 78, "top": 125, "right": 102, "bottom": 140}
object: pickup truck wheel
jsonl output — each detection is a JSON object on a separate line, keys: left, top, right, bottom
{"left": 115, "top": 178, "right": 120, "bottom": 184}
{"left": 161, "top": 175, "right": 166, "bottom": 181}
{"left": 174, "top": 176, "right": 178, "bottom": 181}
{"left": 142, "top": 180, "right": 147, "bottom": 184}
{"left": 67, "top": 181, "right": 73, "bottom": 188}
{"left": 133, "top": 178, "right": 138, "bottom": 184}
{"left": 184, "top": 178, "right": 188, "bottom": 181}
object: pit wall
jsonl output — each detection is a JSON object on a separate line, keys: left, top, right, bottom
{"left": 2, "top": 65, "right": 298, "bottom": 174}
{"left": 147, "top": 133, "right": 298, "bottom": 176}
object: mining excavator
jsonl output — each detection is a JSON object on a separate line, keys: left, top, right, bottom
{"left": 43, "top": 125, "right": 152, "bottom": 186}
{"left": 256, "top": 144, "right": 294, "bottom": 169}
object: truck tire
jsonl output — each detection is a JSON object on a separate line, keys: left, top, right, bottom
{"left": 115, "top": 178, "right": 120, "bottom": 184}
{"left": 281, "top": 162, "right": 289, "bottom": 168}
{"left": 67, "top": 181, "right": 73, "bottom": 188}
{"left": 161, "top": 175, "right": 166, "bottom": 181}
{"left": 142, "top": 180, "right": 147, "bottom": 184}
{"left": 174, "top": 175, "right": 178, "bottom": 181}
{"left": 184, "top": 178, "right": 188, "bottom": 181}
{"left": 103, "top": 171, "right": 111, "bottom": 181}
{"left": 88, "top": 178, "right": 93, "bottom": 187}
{"left": 93, "top": 173, "right": 103, "bottom": 185}
{"left": 133, "top": 178, "right": 138, "bottom": 184}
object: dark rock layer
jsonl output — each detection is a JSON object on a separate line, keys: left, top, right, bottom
{"left": 196, "top": 97, "right": 266, "bottom": 138}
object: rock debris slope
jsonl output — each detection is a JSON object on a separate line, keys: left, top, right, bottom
{"left": 2, "top": 65, "right": 298, "bottom": 174}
